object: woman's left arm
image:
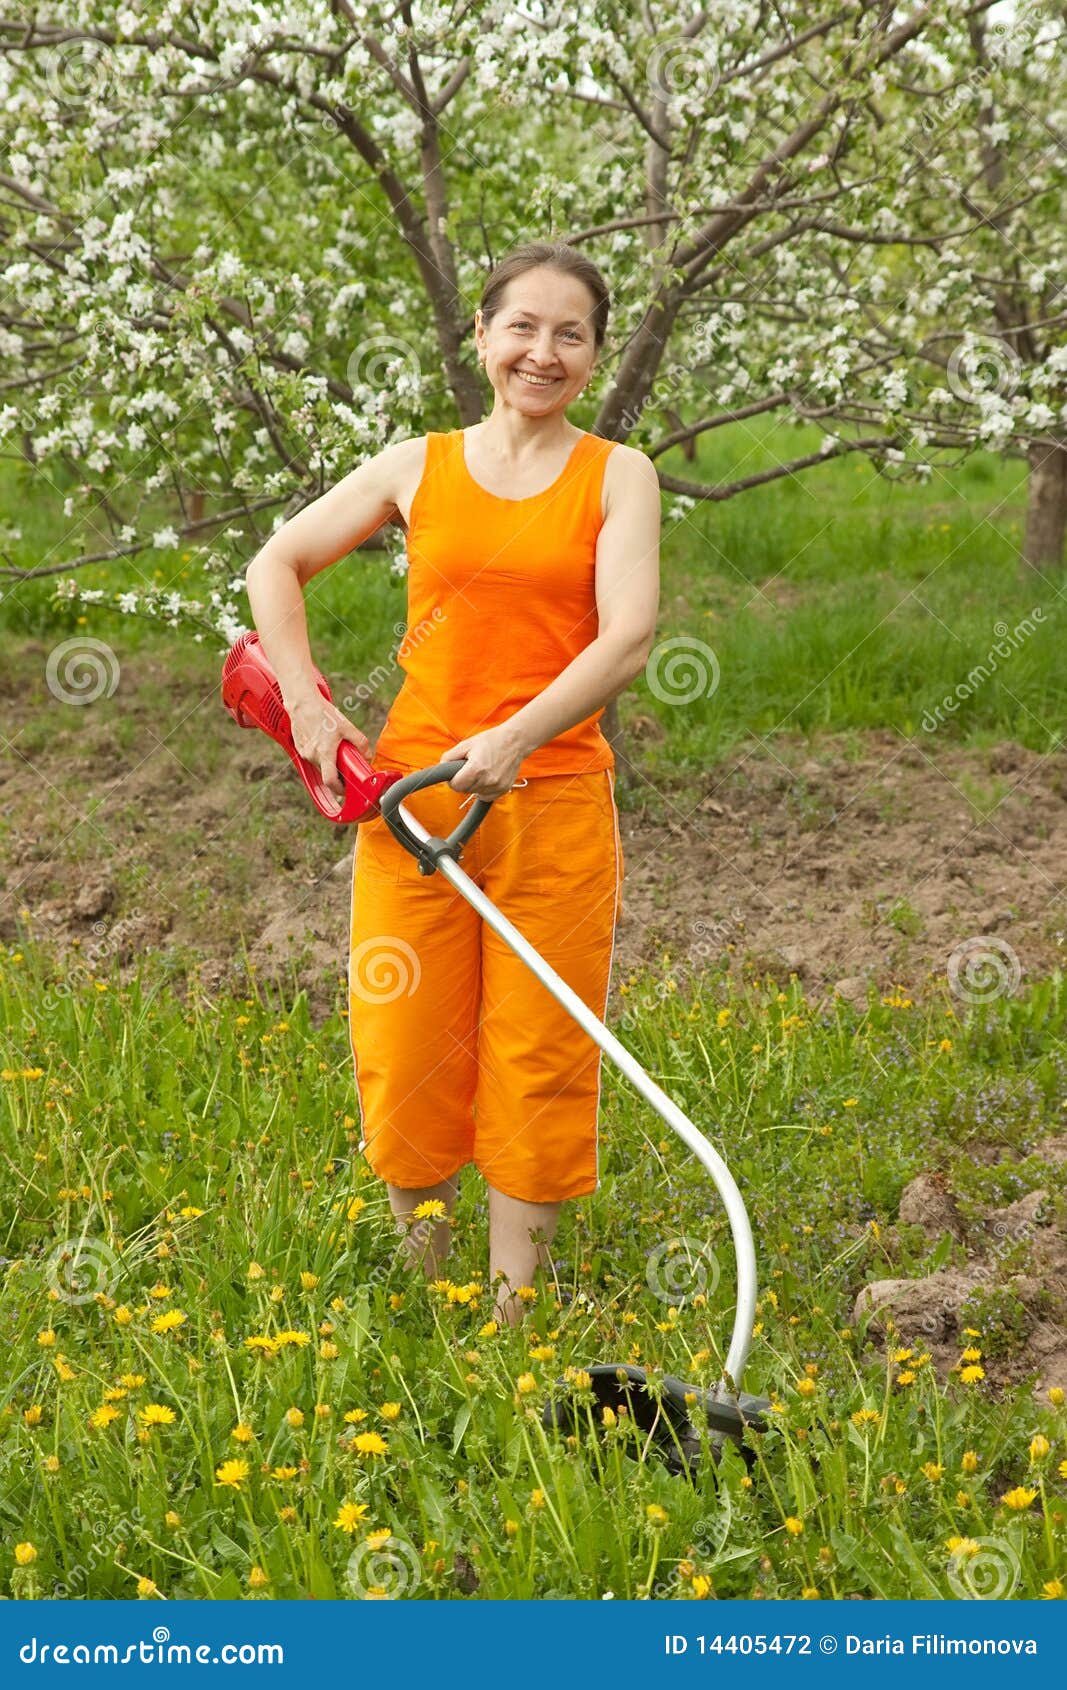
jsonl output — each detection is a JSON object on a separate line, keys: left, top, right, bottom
{"left": 444, "top": 446, "right": 661, "bottom": 798}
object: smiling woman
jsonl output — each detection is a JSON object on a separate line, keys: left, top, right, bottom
{"left": 244, "top": 239, "right": 661, "bottom": 1330}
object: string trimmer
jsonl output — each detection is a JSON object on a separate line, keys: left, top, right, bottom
{"left": 221, "top": 633, "right": 768, "bottom": 1476}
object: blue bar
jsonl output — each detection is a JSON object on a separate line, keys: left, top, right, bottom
{"left": 2, "top": 1599, "right": 1064, "bottom": 1683}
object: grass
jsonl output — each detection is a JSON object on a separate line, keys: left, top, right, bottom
{"left": 1, "top": 935, "right": 1064, "bottom": 1599}
{"left": 1, "top": 421, "right": 1062, "bottom": 817}
{"left": 2, "top": 418, "right": 1066, "bottom": 1600}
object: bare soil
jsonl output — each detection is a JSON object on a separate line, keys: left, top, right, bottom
{"left": 2, "top": 641, "right": 1065, "bottom": 1017}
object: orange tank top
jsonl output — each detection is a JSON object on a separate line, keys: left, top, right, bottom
{"left": 373, "top": 427, "right": 619, "bottom": 778}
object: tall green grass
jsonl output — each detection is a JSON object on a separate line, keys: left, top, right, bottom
{"left": 1, "top": 935, "right": 1063, "bottom": 1599}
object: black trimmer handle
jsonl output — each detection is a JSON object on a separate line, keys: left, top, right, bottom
{"left": 378, "top": 761, "right": 494, "bottom": 877}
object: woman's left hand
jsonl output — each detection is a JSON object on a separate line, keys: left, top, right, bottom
{"left": 443, "top": 724, "right": 528, "bottom": 800}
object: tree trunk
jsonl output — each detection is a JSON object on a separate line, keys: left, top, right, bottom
{"left": 1023, "top": 441, "right": 1067, "bottom": 574}
{"left": 602, "top": 697, "right": 640, "bottom": 800}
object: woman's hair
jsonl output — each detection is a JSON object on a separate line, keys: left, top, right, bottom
{"left": 477, "top": 242, "right": 610, "bottom": 351}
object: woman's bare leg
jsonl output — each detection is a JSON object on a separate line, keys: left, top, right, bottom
{"left": 488, "top": 1185, "right": 562, "bottom": 1325}
{"left": 386, "top": 1175, "right": 458, "bottom": 1278}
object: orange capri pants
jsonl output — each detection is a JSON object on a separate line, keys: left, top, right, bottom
{"left": 347, "top": 768, "right": 625, "bottom": 1204}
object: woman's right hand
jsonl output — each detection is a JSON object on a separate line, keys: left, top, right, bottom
{"left": 287, "top": 691, "right": 372, "bottom": 800}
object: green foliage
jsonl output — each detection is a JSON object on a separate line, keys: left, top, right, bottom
{"left": 1, "top": 937, "right": 1064, "bottom": 1599}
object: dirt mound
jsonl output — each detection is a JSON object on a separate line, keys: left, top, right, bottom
{"left": 855, "top": 1152, "right": 1067, "bottom": 1396}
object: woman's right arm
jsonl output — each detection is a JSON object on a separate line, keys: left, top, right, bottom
{"left": 243, "top": 437, "right": 421, "bottom": 799}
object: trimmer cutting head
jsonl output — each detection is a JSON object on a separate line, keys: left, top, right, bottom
{"left": 541, "top": 1363, "right": 770, "bottom": 1479}
{"left": 221, "top": 631, "right": 401, "bottom": 824}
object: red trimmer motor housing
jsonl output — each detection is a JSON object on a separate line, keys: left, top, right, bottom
{"left": 221, "top": 631, "right": 401, "bottom": 824}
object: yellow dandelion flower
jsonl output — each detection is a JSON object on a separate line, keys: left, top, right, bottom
{"left": 14, "top": 1542, "right": 37, "bottom": 1566}
{"left": 214, "top": 1459, "right": 250, "bottom": 1490}
{"left": 529, "top": 1488, "right": 545, "bottom": 1509}
{"left": 150, "top": 1309, "right": 187, "bottom": 1335}
{"left": 1029, "top": 1434, "right": 1050, "bottom": 1462}
{"left": 693, "top": 1574, "right": 713, "bottom": 1598}
{"left": 88, "top": 1404, "right": 121, "bottom": 1430}
{"left": 960, "top": 1346, "right": 982, "bottom": 1362}
{"left": 922, "top": 1462, "right": 944, "bottom": 1482}
{"left": 286, "top": 1407, "right": 304, "bottom": 1429}
{"left": 136, "top": 1576, "right": 158, "bottom": 1597}
{"left": 118, "top": 1373, "right": 146, "bottom": 1389}
{"left": 299, "top": 1272, "right": 319, "bottom": 1291}
{"left": 137, "top": 1403, "right": 176, "bottom": 1428}
{"left": 353, "top": 1431, "right": 388, "bottom": 1457}
{"left": 801, "top": 1586, "right": 819, "bottom": 1599}
{"left": 1001, "top": 1486, "right": 1037, "bottom": 1510}
{"left": 42, "top": 1455, "right": 60, "bottom": 1474}
{"left": 366, "top": 1529, "right": 392, "bottom": 1551}
{"left": 343, "top": 1408, "right": 367, "bottom": 1425}
{"left": 164, "top": 1512, "right": 181, "bottom": 1529}
{"left": 379, "top": 1402, "right": 401, "bottom": 1422}
{"left": 1048, "top": 1387, "right": 1064, "bottom": 1407}
{"left": 851, "top": 1408, "right": 880, "bottom": 1426}
{"left": 479, "top": 1321, "right": 499, "bottom": 1338}
{"left": 896, "top": 1370, "right": 916, "bottom": 1386}
{"left": 412, "top": 1199, "right": 446, "bottom": 1219}
{"left": 1042, "top": 1579, "right": 1065, "bottom": 1599}
{"left": 946, "top": 1537, "right": 980, "bottom": 1558}
{"left": 784, "top": 1517, "right": 804, "bottom": 1536}
{"left": 333, "top": 1501, "right": 369, "bottom": 1534}
{"left": 230, "top": 1422, "right": 254, "bottom": 1443}
{"left": 36, "top": 1329, "right": 56, "bottom": 1348}
{"left": 22, "top": 1405, "right": 43, "bottom": 1427}
{"left": 646, "top": 1503, "right": 669, "bottom": 1527}
{"left": 243, "top": 1335, "right": 278, "bottom": 1356}
{"left": 961, "top": 1450, "right": 979, "bottom": 1474}
{"left": 248, "top": 1566, "right": 270, "bottom": 1589}
{"left": 959, "top": 1365, "right": 985, "bottom": 1385}
{"left": 796, "top": 1378, "right": 816, "bottom": 1398}
{"left": 515, "top": 1373, "right": 537, "bottom": 1395}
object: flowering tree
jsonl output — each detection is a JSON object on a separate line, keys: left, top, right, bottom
{"left": 729, "top": 0, "right": 1067, "bottom": 573}
{"left": 3, "top": 0, "right": 1026, "bottom": 711}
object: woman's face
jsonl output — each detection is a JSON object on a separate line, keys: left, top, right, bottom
{"left": 475, "top": 266, "right": 598, "bottom": 415}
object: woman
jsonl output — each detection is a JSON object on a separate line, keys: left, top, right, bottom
{"left": 245, "top": 241, "right": 661, "bottom": 1325}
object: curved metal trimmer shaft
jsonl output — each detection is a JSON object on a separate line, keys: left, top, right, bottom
{"left": 379, "top": 769, "right": 758, "bottom": 1399}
